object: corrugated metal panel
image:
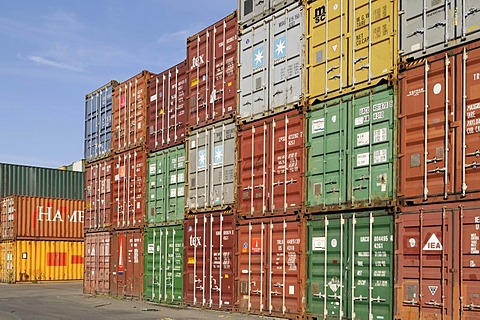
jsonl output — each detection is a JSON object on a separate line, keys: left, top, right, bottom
{"left": 147, "top": 146, "right": 185, "bottom": 225}
{"left": 235, "top": 215, "right": 305, "bottom": 319}
{"left": 110, "top": 229, "right": 144, "bottom": 298}
{"left": 395, "top": 201, "right": 480, "bottom": 320}
{"left": 0, "top": 163, "right": 84, "bottom": 200}
{"left": 112, "top": 148, "right": 147, "bottom": 229}
{"left": 85, "top": 159, "right": 112, "bottom": 232}
{"left": 84, "top": 232, "right": 110, "bottom": 295}
{"left": 112, "top": 71, "right": 153, "bottom": 153}
{"left": 238, "top": 0, "right": 298, "bottom": 28}
{"left": 306, "top": 211, "right": 394, "bottom": 319}
{"left": 237, "top": 110, "right": 304, "bottom": 217}
{"left": 0, "top": 240, "right": 84, "bottom": 283}
{"left": 186, "top": 12, "right": 237, "bottom": 131}
{"left": 399, "top": 0, "right": 480, "bottom": 61}
{"left": 238, "top": 2, "right": 303, "bottom": 123}
{"left": 186, "top": 120, "right": 236, "bottom": 212}
{"left": 184, "top": 211, "right": 235, "bottom": 310}
{"left": 0, "top": 196, "right": 84, "bottom": 240}
{"left": 305, "top": 0, "right": 398, "bottom": 103}
{"left": 398, "top": 41, "right": 480, "bottom": 204}
{"left": 147, "top": 61, "right": 187, "bottom": 153}
{"left": 84, "top": 81, "right": 118, "bottom": 162}
{"left": 144, "top": 225, "right": 183, "bottom": 304}
{"left": 306, "top": 84, "right": 396, "bottom": 211}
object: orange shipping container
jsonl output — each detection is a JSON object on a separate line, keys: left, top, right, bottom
{"left": 0, "top": 196, "right": 84, "bottom": 241}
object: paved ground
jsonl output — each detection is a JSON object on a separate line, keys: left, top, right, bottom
{"left": 0, "top": 281, "right": 274, "bottom": 320}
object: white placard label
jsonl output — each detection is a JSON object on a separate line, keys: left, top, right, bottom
{"left": 357, "top": 153, "right": 370, "bottom": 166}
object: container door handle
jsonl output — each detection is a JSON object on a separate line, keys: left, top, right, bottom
{"left": 465, "top": 303, "right": 480, "bottom": 309}
{"left": 371, "top": 296, "right": 386, "bottom": 303}
{"left": 403, "top": 299, "right": 419, "bottom": 305}
{"left": 466, "top": 7, "right": 480, "bottom": 18}
{"left": 424, "top": 300, "right": 443, "bottom": 307}
{"left": 427, "top": 21, "right": 446, "bottom": 29}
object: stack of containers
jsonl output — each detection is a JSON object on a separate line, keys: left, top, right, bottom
{"left": 183, "top": 12, "right": 238, "bottom": 311}
{"left": 143, "top": 61, "right": 188, "bottom": 305}
{"left": 302, "top": 0, "right": 397, "bottom": 319}
{"left": 0, "top": 163, "right": 84, "bottom": 283}
{"left": 236, "top": 2, "right": 306, "bottom": 318}
{"left": 83, "top": 81, "right": 117, "bottom": 295}
{"left": 395, "top": 3, "right": 480, "bottom": 318}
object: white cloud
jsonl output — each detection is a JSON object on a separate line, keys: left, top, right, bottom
{"left": 28, "top": 55, "right": 84, "bottom": 72}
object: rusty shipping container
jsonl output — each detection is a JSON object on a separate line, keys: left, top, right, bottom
{"left": 0, "top": 240, "right": 84, "bottom": 283}
{"left": 305, "top": 0, "right": 398, "bottom": 103}
{"left": 112, "top": 148, "right": 147, "bottom": 229}
{"left": 237, "top": 110, "right": 304, "bottom": 218}
{"left": 398, "top": 41, "right": 480, "bottom": 204}
{"left": 0, "top": 196, "right": 84, "bottom": 241}
{"left": 186, "top": 12, "right": 237, "bottom": 131}
{"left": 147, "top": 61, "right": 188, "bottom": 153}
{"left": 85, "top": 80, "right": 118, "bottom": 162}
{"left": 110, "top": 229, "right": 143, "bottom": 298}
{"left": 85, "top": 159, "right": 112, "bottom": 232}
{"left": 112, "top": 70, "right": 153, "bottom": 152}
{"left": 238, "top": 2, "right": 303, "bottom": 123}
{"left": 395, "top": 200, "right": 480, "bottom": 320}
{"left": 84, "top": 232, "right": 110, "bottom": 295}
{"left": 183, "top": 211, "right": 235, "bottom": 310}
{"left": 399, "top": 0, "right": 480, "bottom": 61}
{"left": 238, "top": 0, "right": 298, "bottom": 28}
{"left": 235, "top": 215, "right": 305, "bottom": 319}
{"left": 186, "top": 120, "right": 236, "bottom": 212}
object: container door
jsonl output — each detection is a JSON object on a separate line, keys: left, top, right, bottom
{"left": 0, "top": 241, "right": 15, "bottom": 283}
{"left": 188, "top": 130, "right": 209, "bottom": 210}
{"left": 239, "top": 0, "right": 271, "bottom": 26}
{"left": 147, "top": 152, "right": 167, "bottom": 224}
{"left": 459, "top": 0, "right": 480, "bottom": 41}
{"left": 167, "top": 147, "right": 185, "bottom": 222}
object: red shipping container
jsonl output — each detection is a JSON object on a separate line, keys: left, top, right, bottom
{"left": 398, "top": 41, "right": 480, "bottom": 204}
{"left": 186, "top": 12, "right": 237, "bottom": 130}
{"left": 110, "top": 229, "right": 143, "bottom": 298}
{"left": 85, "top": 159, "right": 112, "bottom": 232}
{"left": 111, "top": 148, "right": 147, "bottom": 229}
{"left": 396, "top": 200, "right": 480, "bottom": 320}
{"left": 183, "top": 211, "right": 235, "bottom": 310}
{"left": 237, "top": 110, "right": 304, "bottom": 217}
{"left": 147, "top": 61, "right": 188, "bottom": 152}
{"left": 235, "top": 215, "right": 305, "bottom": 319}
{"left": 0, "top": 196, "right": 84, "bottom": 241}
{"left": 84, "top": 231, "right": 110, "bottom": 295}
{"left": 112, "top": 70, "right": 153, "bottom": 152}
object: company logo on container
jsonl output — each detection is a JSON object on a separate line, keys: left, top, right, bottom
{"left": 190, "top": 54, "right": 205, "bottom": 70}
{"left": 313, "top": 5, "right": 326, "bottom": 24}
{"left": 253, "top": 47, "right": 264, "bottom": 69}
{"left": 274, "top": 36, "right": 286, "bottom": 64}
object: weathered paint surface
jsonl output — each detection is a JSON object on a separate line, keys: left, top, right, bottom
{"left": 84, "top": 232, "right": 110, "bottom": 295}
{"left": 144, "top": 225, "right": 183, "bottom": 304}
{"left": 85, "top": 160, "right": 112, "bottom": 232}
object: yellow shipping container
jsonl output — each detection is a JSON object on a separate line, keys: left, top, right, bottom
{"left": 305, "top": 0, "right": 397, "bottom": 104}
{"left": 0, "top": 240, "right": 84, "bottom": 283}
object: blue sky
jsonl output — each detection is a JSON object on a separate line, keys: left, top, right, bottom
{"left": 0, "top": 1, "right": 236, "bottom": 168}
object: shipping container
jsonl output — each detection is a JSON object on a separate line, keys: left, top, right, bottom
{"left": 0, "top": 163, "right": 84, "bottom": 200}
{"left": 147, "top": 146, "right": 185, "bottom": 225}
{"left": 85, "top": 81, "right": 118, "bottom": 162}
{"left": 186, "top": 120, "right": 236, "bottom": 212}
{"left": 395, "top": 201, "right": 480, "bottom": 320}
{"left": 0, "top": 196, "right": 84, "bottom": 241}
{"left": 238, "top": 2, "right": 303, "bottom": 123}
{"left": 110, "top": 229, "right": 144, "bottom": 298}
{"left": 238, "top": 0, "right": 298, "bottom": 28}
{"left": 147, "top": 61, "right": 187, "bottom": 153}
{"left": 184, "top": 211, "right": 235, "bottom": 310}
{"left": 112, "top": 148, "right": 146, "bottom": 229}
{"left": 398, "top": 41, "right": 480, "bottom": 204}
{"left": 235, "top": 215, "right": 305, "bottom": 319}
{"left": 84, "top": 232, "right": 110, "bottom": 295}
{"left": 144, "top": 225, "right": 183, "bottom": 304}
{"left": 305, "top": 211, "right": 394, "bottom": 320}
{"left": 399, "top": 0, "right": 480, "bottom": 61}
{"left": 237, "top": 110, "right": 304, "bottom": 217}
{"left": 305, "top": 0, "right": 397, "bottom": 103}
{"left": 112, "top": 70, "right": 153, "bottom": 152}
{"left": 186, "top": 12, "right": 237, "bottom": 131}
{"left": 85, "top": 159, "right": 112, "bottom": 232}
{"left": 0, "top": 240, "right": 84, "bottom": 283}
{"left": 306, "top": 84, "right": 397, "bottom": 211}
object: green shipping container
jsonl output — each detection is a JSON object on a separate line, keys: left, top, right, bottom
{"left": 144, "top": 225, "right": 184, "bottom": 304}
{"left": 306, "top": 212, "right": 394, "bottom": 320}
{"left": 147, "top": 146, "right": 185, "bottom": 225}
{"left": 306, "top": 85, "right": 396, "bottom": 210}
{"left": 0, "top": 163, "right": 84, "bottom": 200}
